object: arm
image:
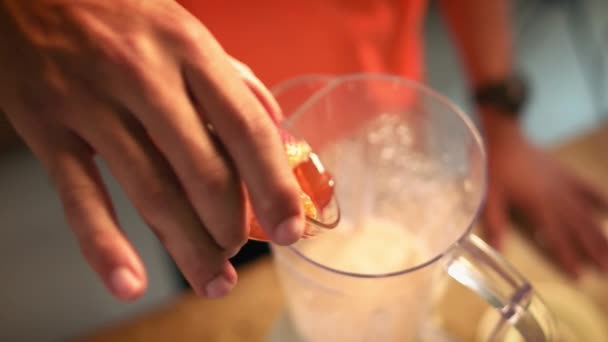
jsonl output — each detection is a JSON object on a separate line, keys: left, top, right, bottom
{"left": 439, "top": 0, "right": 519, "bottom": 138}
{"left": 440, "top": 0, "right": 514, "bottom": 88}
{"left": 440, "top": 0, "right": 608, "bottom": 277}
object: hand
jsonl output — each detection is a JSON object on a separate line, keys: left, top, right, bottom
{"left": 0, "top": 0, "right": 305, "bottom": 300}
{"left": 481, "top": 115, "right": 608, "bottom": 277}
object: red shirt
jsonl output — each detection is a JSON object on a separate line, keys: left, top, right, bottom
{"left": 178, "top": 0, "right": 427, "bottom": 87}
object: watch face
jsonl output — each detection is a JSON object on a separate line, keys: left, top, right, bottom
{"left": 507, "top": 80, "right": 525, "bottom": 101}
{"left": 474, "top": 75, "right": 529, "bottom": 115}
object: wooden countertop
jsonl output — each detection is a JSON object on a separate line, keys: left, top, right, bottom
{"left": 80, "top": 124, "right": 608, "bottom": 342}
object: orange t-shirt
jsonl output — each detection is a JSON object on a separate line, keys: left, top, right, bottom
{"left": 178, "top": 0, "right": 427, "bottom": 87}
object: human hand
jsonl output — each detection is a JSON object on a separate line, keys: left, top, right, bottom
{"left": 481, "top": 115, "right": 608, "bottom": 277}
{"left": 0, "top": 0, "right": 304, "bottom": 300}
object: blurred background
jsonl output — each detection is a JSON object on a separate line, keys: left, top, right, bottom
{"left": 0, "top": 0, "right": 606, "bottom": 340}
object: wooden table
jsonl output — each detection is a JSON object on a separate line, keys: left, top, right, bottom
{"left": 80, "top": 124, "right": 608, "bottom": 342}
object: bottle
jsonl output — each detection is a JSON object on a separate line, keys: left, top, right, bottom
{"left": 249, "top": 132, "right": 340, "bottom": 241}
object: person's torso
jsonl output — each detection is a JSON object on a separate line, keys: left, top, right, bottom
{"left": 178, "top": 0, "right": 427, "bottom": 87}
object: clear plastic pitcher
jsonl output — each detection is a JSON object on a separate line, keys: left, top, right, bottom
{"left": 270, "top": 74, "right": 558, "bottom": 342}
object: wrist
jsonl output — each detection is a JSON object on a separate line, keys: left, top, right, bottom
{"left": 472, "top": 73, "right": 529, "bottom": 120}
{"left": 479, "top": 107, "right": 525, "bottom": 144}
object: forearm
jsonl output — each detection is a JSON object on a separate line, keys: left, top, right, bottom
{"left": 439, "top": 0, "right": 514, "bottom": 87}
{"left": 440, "top": 0, "right": 523, "bottom": 140}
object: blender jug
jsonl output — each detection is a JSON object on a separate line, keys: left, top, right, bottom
{"left": 270, "top": 74, "right": 558, "bottom": 341}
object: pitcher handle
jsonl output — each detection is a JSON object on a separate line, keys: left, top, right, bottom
{"left": 445, "top": 234, "right": 558, "bottom": 341}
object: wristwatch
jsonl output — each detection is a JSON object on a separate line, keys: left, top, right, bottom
{"left": 473, "top": 74, "right": 530, "bottom": 117}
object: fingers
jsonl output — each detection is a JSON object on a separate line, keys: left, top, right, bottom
{"left": 100, "top": 17, "right": 302, "bottom": 244}
{"left": 76, "top": 103, "right": 236, "bottom": 298}
{"left": 4, "top": 104, "right": 148, "bottom": 301}
{"left": 49, "top": 140, "right": 147, "bottom": 301}
{"left": 557, "top": 167, "right": 608, "bottom": 271}
{"left": 566, "top": 171, "right": 608, "bottom": 210}
{"left": 113, "top": 71, "right": 249, "bottom": 256}
{"left": 179, "top": 29, "right": 304, "bottom": 244}
{"left": 559, "top": 195, "right": 608, "bottom": 272}
{"left": 108, "top": 25, "right": 303, "bottom": 244}
{"left": 533, "top": 207, "right": 581, "bottom": 277}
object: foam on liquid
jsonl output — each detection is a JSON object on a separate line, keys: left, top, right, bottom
{"left": 299, "top": 216, "right": 431, "bottom": 275}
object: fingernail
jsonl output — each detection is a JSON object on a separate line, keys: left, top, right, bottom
{"left": 110, "top": 267, "right": 141, "bottom": 300}
{"left": 206, "top": 274, "right": 235, "bottom": 299}
{"left": 274, "top": 215, "right": 304, "bottom": 245}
